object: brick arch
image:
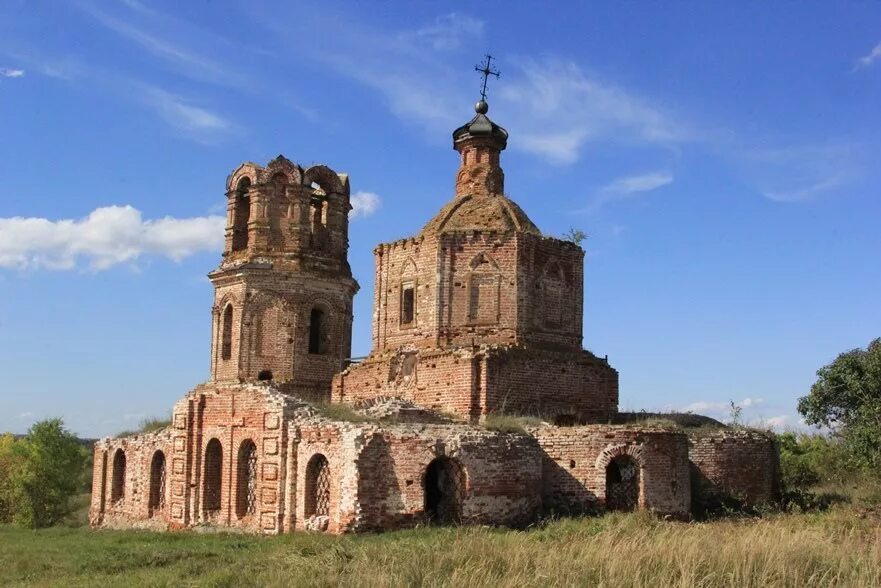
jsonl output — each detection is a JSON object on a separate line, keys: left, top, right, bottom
{"left": 400, "top": 257, "right": 418, "bottom": 276}
{"left": 303, "top": 165, "right": 344, "bottom": 195}
{"left": 469, "top": 251, "right": 500, "bottom": 271}
{"left": 262, "top": 155, "right": 303, "bottom": 185}
{"left": 226, "top": 163, "right": 260, "bottom": 193}
{"left": 213, "top": 293, "right": 241, "bottom": 316}
{"left": 542, "top": 259, "right": 567, "bottom": 283}
{"left": 594, "top": 443, "right": 645, "bottom": 471}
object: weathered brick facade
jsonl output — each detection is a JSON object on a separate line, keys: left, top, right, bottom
{"left": 90, "top": 99, "right": 779, "bottom": 534}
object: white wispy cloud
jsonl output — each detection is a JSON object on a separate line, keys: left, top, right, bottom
{"left": 0, "top": 206, "right": 225, "bottom": 271}
{"left": 349, "top": 191, "right": 381, "bottom": 219}
{"left": 76, "top": 1, "right": 233, "bottom": 85}
{"left": 499, "top": 59, "right": 685, "bottom": 165}
{"left": 139, "top": 85, "right": 231, "bottom": 139}
{"left": 856, "top": 41, "right": 881, "bottom": 69}
{"left": 745, "top": 143, "right": 857, "bottom": 203}
{"left": 403, "top": 13, "right": 484, "bottom": 51}
{"left": 0, "top": 68, "right": 24, "bottom": 78}
{"left": 580, "top": 171, "right": 674, "bottom": 212}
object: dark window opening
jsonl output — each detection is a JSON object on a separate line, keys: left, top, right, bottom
{"left": 221, "top": 305, "right": 233, "bottom": 361}
{"left": 231, "top": 178, "right": 251, "bottom": 252}
{"left": 554, "top": 414, "right": 576, "bottom": 427}
{"left": 401, "top": 286, "right": 415, "bottom": 325}
{"left": 308, "top": 308, "right": 326, "bottom": 354}
{"left": 605, "top": 455, "right": 640, "bottom": 512}
{"left": 424, "top": 457, "right": 465, "bottom": 525}
{"left": 257, "top": 369, "right": 273, "bottom": 381}
{"left": 203, "top": 439, "right": 223, "bottom": 515}
{"left": 148, "top": 451, "right": 166, "bottom": 516}
{"left": 236, "top": 440, "right": 258, "bottom": 518}
{"left": 111, "top": 449, "right": 126, "bottom": 504}
{"left": 305, "top": 454, "right": 330, "bottom": 519}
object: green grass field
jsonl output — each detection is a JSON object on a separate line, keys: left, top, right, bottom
{"left": 2, "top": 505, "right": 881, "bottom": 588}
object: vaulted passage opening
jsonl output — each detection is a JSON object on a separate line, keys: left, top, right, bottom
{"left": 424, "top": 457, "right": 465, "bottom": 524}
{"left": 305, "top": 454, "right": 330, "bottom": 518}
{"left": 148, "top": 450, "right": 166, "bottom": 516}
{"left": 605, "top": 455, "right": 640, "bottom": 512}
{"left": 203, "top": 439, "right": 223, "bottom": 515}
{"left": 236, "top": 440, "right": 258, "bottom": 518}
{"left": 231, "top": 178, "right": 250, "bottom": 252}
{"left": 111, "top": 449, "right": 126, "bottom": 504}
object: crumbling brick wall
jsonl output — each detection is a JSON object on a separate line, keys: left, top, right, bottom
{"left": 689, "top": 430, "right": 780, "bottom": 507}
{"left": 354, "top": 425, "right": 543, "bottom": 530}
{"left": 530, "top": 426, "right": 691, "bottom": 518}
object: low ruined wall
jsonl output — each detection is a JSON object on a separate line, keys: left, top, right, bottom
{"left": 530, "top": 426, "right": 691, "bottom": 518}
{"left": 689, "top": 430, "right": 780, "bottom": 507}
{"left": 354, "top": 425, "right": 543, "bottom": 531}
{"left": 90, "top": 429, "right": 174, "bottom": 529}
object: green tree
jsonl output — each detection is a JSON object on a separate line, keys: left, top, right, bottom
{"left": 797, "top": 338, "right": 881, "bottom": 468}
{"left": 3, "top": 419, "right": 88, "bottom": 528}
{"left": 0, "top": 433, "right": 18, "bottom": 522}
{"left": 562, "top": 228, "right": 587, "bottom": 246}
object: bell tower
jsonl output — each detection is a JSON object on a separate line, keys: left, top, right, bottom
{"left": 208, "top": 155, "right": 359, "bottom": 400}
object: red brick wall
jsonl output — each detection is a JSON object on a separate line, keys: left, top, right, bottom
{"left": 689, "top": 431, "right": 780, "bottom": 506}
{"left": 531, "top": 426, "right": 691, "bottom": 518}
{"left": 484, "top": 348, "right": 618, "bottom": 422}
{"left": 354, "top": 426, "right": 542, "bottom": 530}
{"left": 333, "top": 346, "right": 618, "bottom": 423}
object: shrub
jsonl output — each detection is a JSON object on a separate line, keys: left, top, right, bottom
{"left": 0, "top": 419, "right": 89, "bottom": 528}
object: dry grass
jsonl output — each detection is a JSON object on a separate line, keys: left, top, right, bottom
{"left": 2, "top": 507, "right": 880, "bottom": 587}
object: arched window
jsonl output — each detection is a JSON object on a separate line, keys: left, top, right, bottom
{"left": 424, "top": 457, "right": 465, "bottom": 524}
{"left": 308, "top": 307, "right": 327, "bottom": 355}
{"left": 203, "top": 439, "right": 223, "bottom": 515}
{"left": 304, "top": 454, "right": 330, "bottom": 518}
{"left": 541, "top": 262, "right": 565, "bottom": 329}
{"left": 236, "top": 440, "right": 258, "bottom": 518}
{"left": 221, "top": 304, "right": 233, "bottom": 361}
{"left": 111, "top": 449, "right": 126, "bottom": 504}
{"left": 605, "top": 455, "right": 640, "bottom": 512}
{"left": 231, "top": 178, "right": 251, "bottom": 252}
{"left": 467, "top": 253, "right": 499, "bottom": 324}
{"left": 148, "top": 451, "right": 166, "bottom": 516}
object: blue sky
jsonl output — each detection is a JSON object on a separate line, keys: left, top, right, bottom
{"left": 1, "top": 1, "right": 879, "bottom": 437}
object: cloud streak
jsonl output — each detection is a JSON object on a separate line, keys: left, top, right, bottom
{"left": 0, "top": 68, "right": 24, "bottom": 78}
{"left": 0, "top": 206, "right": 225, "bottom": 271}
{"left": 856, "top": 41, "right": 881, "bottom": 69}
{"left": 580, "top": 171, "right": 674, "bottom": 212}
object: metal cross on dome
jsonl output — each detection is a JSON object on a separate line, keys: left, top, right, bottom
{"left": 475, "top": 54, "right": 501, "bottom": 101}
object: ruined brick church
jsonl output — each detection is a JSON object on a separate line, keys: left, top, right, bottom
{"left": 90, "top": 94, "right": 779, "bottom": 534}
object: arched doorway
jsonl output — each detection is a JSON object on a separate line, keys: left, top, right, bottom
{"left": 305, "top": 454, "right": 330, "bottom": 518}
{"left": 203, "top": 439, "right": 223, "bottom": 516}
{"left": 148, "top": 451, "right": 166, "bottom": 516}
{"left": 236, "top": 440, "right": 258, "bottom": 518}
{"left": 424, "top": 457, "right": 465, "bottom": 524}
{"left": 111, "top": 449, "right": 126, "bottom": 504}
{"left": 605, "top": 455, "right": 640, "bottom": 512}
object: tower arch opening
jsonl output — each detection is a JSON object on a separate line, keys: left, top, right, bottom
{"left": 231, "top": 178, "right": 251, "bottom": 252}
